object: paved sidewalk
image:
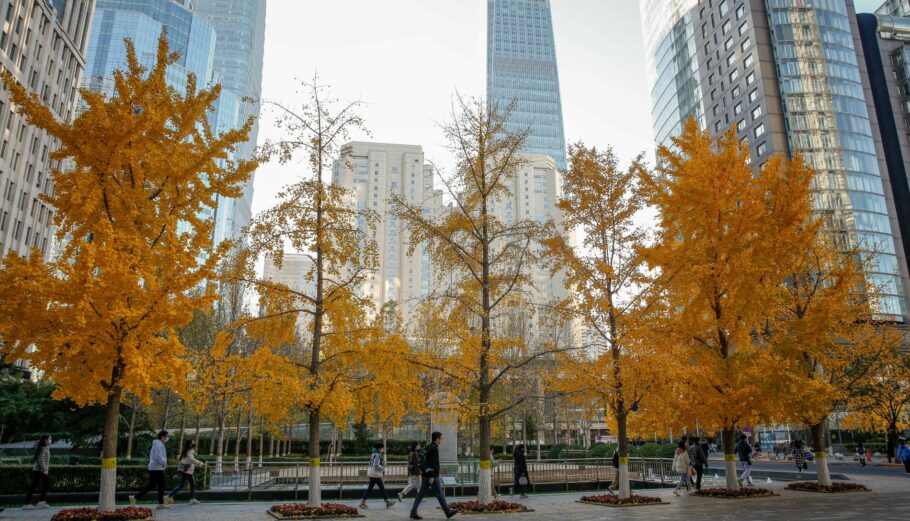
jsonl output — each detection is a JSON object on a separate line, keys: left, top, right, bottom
{"left": 2, "top": 475, "right": 906, "bottom": 520}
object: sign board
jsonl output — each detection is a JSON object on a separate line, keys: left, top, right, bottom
{"left": 440, "top": 476, "right": 458, "bottom": 486}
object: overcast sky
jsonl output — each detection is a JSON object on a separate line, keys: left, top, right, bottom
{"left": 252, "top": 0, "right": 885, "bottom": 216}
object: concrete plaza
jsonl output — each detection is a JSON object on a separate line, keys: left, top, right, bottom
{"left": 2, "top": 473, "right": 906, "bottom": 521}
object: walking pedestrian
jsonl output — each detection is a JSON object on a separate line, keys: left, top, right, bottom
{"left": 735, "top": 434, "right": 753, "bottom": 486}
{"left": 398, "top": 443, "right": 422, "bottom": 501}
{"left": 688, "top": 436, "right": 707, "bottom": 491}
{"left": 700, "top": 439, "right": 711, "bottom": 471}
{"left": 898, "top": 438, "right": 910, "bottom": 475}
{"left": 22, "top": 434, "right": 51, "bottom": 510}
{"left": 607, "top": 446, "right": 620, "bottom": 493}
{"left": 410, "top": 431, "right": 456, "bottom": 520}
{"left": 855, "top": 442, "right": 866, "bottom": 467}
{"left": 130, "top": 430, "right": 170, "bottom": 509}
{"left": 672, "top": 438, "right": 691, "bottom": 496}
{"left": 167, "top": 439, "right": 203, "bottom": 505}
{"left": 792, "top": 439, "right": 807, "bottom": 472}
{"left": 512, "top": 444, "right": 530, "bottom": 498}
{"left": 359, "top": 443, "right": 394, "bottom": 509}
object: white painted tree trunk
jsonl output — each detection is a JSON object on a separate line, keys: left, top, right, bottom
{"left": 308, "top": 462, "right": 321, "bottom": 507}
{"left": 724, "top": 457, "right": 740, "bottom": 490}
{"left": 99, "top": 466, "right": 117, "bottom": 512}
{"left": 477, "top": 463, "right": 493, "bottom": 504}
{"left": 815, "top": 451, "right": 832, "bottom": 487}
{"left": 618, "top": 460, "right": 631, "bottom": 499}
{"left": 215, "top": 455, "right": 223, "bottom": 475}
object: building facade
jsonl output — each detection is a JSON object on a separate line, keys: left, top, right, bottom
{"left": 332, "top": 142, "right": 444, "bottom": 319}
{"left": 0, "top": 0, "right": 95, "bottom": 259}
{"left": 192, "top": 0, "right": 266, "bottom": 245}
{"left": 487, "top": 0, "right": 567, "bottom": 170}
{"left": 84, "top": 0, "right": 265, "bottom": 247}
{"left": 641, "top": 0, "right": 910, "bottom": 321}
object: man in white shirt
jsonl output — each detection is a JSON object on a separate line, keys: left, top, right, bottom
{"left": 130, "top": 430, "right": 170, "bottom": 509}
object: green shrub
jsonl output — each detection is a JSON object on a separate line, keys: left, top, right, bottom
{"left": 588, "top": 443, "right": 617, "bottom": 458}
{"left": 0, "top": 465, "right": 162, "bottom": 494}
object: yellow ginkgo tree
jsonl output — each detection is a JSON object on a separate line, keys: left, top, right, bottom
{"left": 0, "top": 36, "right": 255, "bottom": 511}
{"left": 641, "top": 119, "right": 818, "bottom": 490}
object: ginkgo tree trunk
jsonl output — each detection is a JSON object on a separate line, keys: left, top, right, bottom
{"left": 394, "top": 96, "right": 573, "bottom": 504}
{"left": 641, "top": 119, "right": 819, "bottom": 491}
{"left": 0, "top": 36, "right": 255, "bottom": 511}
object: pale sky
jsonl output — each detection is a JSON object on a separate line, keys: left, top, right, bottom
{"left": 252, "top": 0, "right": 885, "bottom": 217}
{"left": 252, "top": 0, "right": 654, "bottom": 216}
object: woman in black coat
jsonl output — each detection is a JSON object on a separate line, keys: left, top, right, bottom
{"left": 513, "top": 444, "right": 530, "bottom": 498}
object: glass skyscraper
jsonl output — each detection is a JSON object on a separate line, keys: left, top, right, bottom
{"left": 487, "top": 0, "right": 567, "bottom": 170}
{"left": 640, "top": 0, "right": 909, "bottom": 321}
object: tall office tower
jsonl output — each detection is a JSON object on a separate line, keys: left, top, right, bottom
{"left": 877, "top": 0, "right": 910, "bottom": 15}
{"left": 487, "top": 0, "right": 567, "bottom": 170}
{"left": 858, "top": 6, "right": 910, "bottom": 305}
{"left": 641, "top": 0, "right": 703, "bottom": 149}
{"left": 192, "top": 0, "right": 266, "bottom": 244}
{"left": 0, "top": 0, "right": 95, "bottom": 259}
{"left": 641, "top": 0, "right": 909, "bottom": 321}
{"left": 332, "top": 142, "right": 445, "bottom": 318}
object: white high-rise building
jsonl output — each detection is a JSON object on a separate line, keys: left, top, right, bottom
{"left": 0, "top": 0, "right": 95, "bottom": 259}
{"left": 332, "top": 142, "right": 444, "bottom": 319}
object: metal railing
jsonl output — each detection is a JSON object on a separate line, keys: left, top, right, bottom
{"left": 196, "top": 457, "right": 667, "bottom": 495}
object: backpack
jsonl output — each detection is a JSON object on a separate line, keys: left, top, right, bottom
{"left": 899, "top": 445, "right": 910, "bottom": 463}
{"left": 418, "top": 446, "right": 429, "bottom": 473}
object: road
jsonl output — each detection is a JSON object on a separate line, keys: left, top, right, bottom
{"left": 706, "top": 457, "right": 909, "bottom": 478}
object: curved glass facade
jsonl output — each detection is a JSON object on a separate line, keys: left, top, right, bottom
{"left": 641, "top": 0, "right": 703, "bottom": 149}
{"left": 487, "top": 0, "right": 567, "bottom": 170}
{"left": 766, "top": 0, "right": 906, "bottom": 319}
{"left": 85, "top": 0, "right": 215, "bottom": 96}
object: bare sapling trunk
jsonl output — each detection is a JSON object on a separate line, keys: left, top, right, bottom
{"left": 246, "top": 411, "right": 254, "bottom": 470}
{"left": 722, "top": 428, "right": 740, "bottom": 490}
{"left": 811, "top": 421, "right": 832, "bottom": 487}
{"left": 215, "top": 409, "right": 225, "bottom": 474}
{"left": 234, "top": 413, "right": 242, "bottom": 471}
{"left": 99, "top": 388, "right": 122, "bottom": 512}
{"left": 125, "top": 396, "right": 138, "bottom": 459}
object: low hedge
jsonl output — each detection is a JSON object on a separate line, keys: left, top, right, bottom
{"left": 0, "top": 465, "right": 208, "bottom": 494}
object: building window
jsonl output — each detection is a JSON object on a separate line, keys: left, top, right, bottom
{"left": 736, "top": 4, "right": 745, "bottom": 19}
{"left": 722, "top": 19, "right": 731, "bottom": 34}
{"left": 715, "top": 121, "right": 722, "bottom": 133}
{"left": 732, "top": 85, "right": 741, "bottom": 98}
{"left": 711, "top": 89, "right": 718, "bottom": 101}
{"left": 725, "top": 37, "right": 734, "bottom": 51}
{"left": 709, "top": 73, "right": 715, "bottom": 85}
{"left": 754, "top": 123, "right": 765, "bottom": 137}
{"left": 757, "top": 142, "right": 767, "bottom": 155}
{"left": 730, "top": 69, "right": 740, "bottom": 82}
{"left": 751, "top": 105, "right": 762, "bottom": 120}
{"left": 748, "top": 89, "right": 758, "bottom": 103}
{"left": 734, "top": 102, "right": 743, "bottom": 115}
{"left": 713, "top": 105, "right": 720, "bottom": 116}
{"left": 744, "top": 54, "right": 754, "bottom": 68}
{"left": 741, "top": 37, "right": 751, "bottom": 52}
{"left": 746, "top": 71, "right": 755, "bottom": 85}
{"left": 727, "top": 53, "right": 736, "bottom": 66}
{"left": 739, "top": 22, "right": 748, "bottom": 36}
{"left": 720, "top": 0, "right": 729, "bottom": 16}
{"left": 737, "top": 119, "right": 746, "bottom": 131}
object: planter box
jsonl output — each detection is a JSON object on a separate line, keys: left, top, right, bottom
{"left": 577, "top": 499, "right": 667, "bottom": 508}
{"left": 267, "top": 512, "right": 364, "bottom": 520}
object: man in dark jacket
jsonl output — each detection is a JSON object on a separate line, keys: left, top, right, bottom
{"left": 410, "top": 432, "right": 456, "bottom": 520}
{"left": 687, "top": 436, "right": 708, "bottom": 491}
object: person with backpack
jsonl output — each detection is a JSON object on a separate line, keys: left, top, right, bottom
{"left": 898, "top": 438, "right": 910, "bottom": 475}
{"left": 688, "top": 436, "right": 707, "bottom": 492}
{"left": 410, "top": 431, "right": 456, "bottom": 520}
{"left": 512, "top": 444, "right": 530, "bottom": 498}
{"left": 359, "top": 443, "right": 394, "bottom": 509}
{"left": 736, "top": 434, "right": 754, "bottom": 486}
{"left": 792, "top": 439, "right": 807, "bottom": 472}
{"left": 398, "top": 443, "right": 422, "bottom": 501}
{"left": 166, "top": 439, "right": 203, "bottom": 505}
{"left": 855, "top": 442, "right": 867, "bottom": 467}
{"left": 22, "top": 434, "right": 51, "bottom": 510}
{"left": 130, "top": 430, "right": 170, "bottom": 509}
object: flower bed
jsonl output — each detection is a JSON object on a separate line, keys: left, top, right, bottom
{"left": 785, "top": 482, "right": 869, "bottom": 493}
{"left": 268, "top": 504, "right": 363, "bottom": 519}
{"left": 449, "top": 500, "right": 531, "bottom": 515}
{"left": 51, "top": 507, "right": 153, "bottom": 521}
{"left": 578, "top": 494, "right": 664, "bottom": 507}
{"left": 694, "top": 487, "right": 775, "bottom": 499}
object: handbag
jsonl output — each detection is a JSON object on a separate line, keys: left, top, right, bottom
{"left": 518, "top": 475, "right": 529, "bottom": 486}
{"left": 177, "top": 462, "right": 190, "bottom": 474}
